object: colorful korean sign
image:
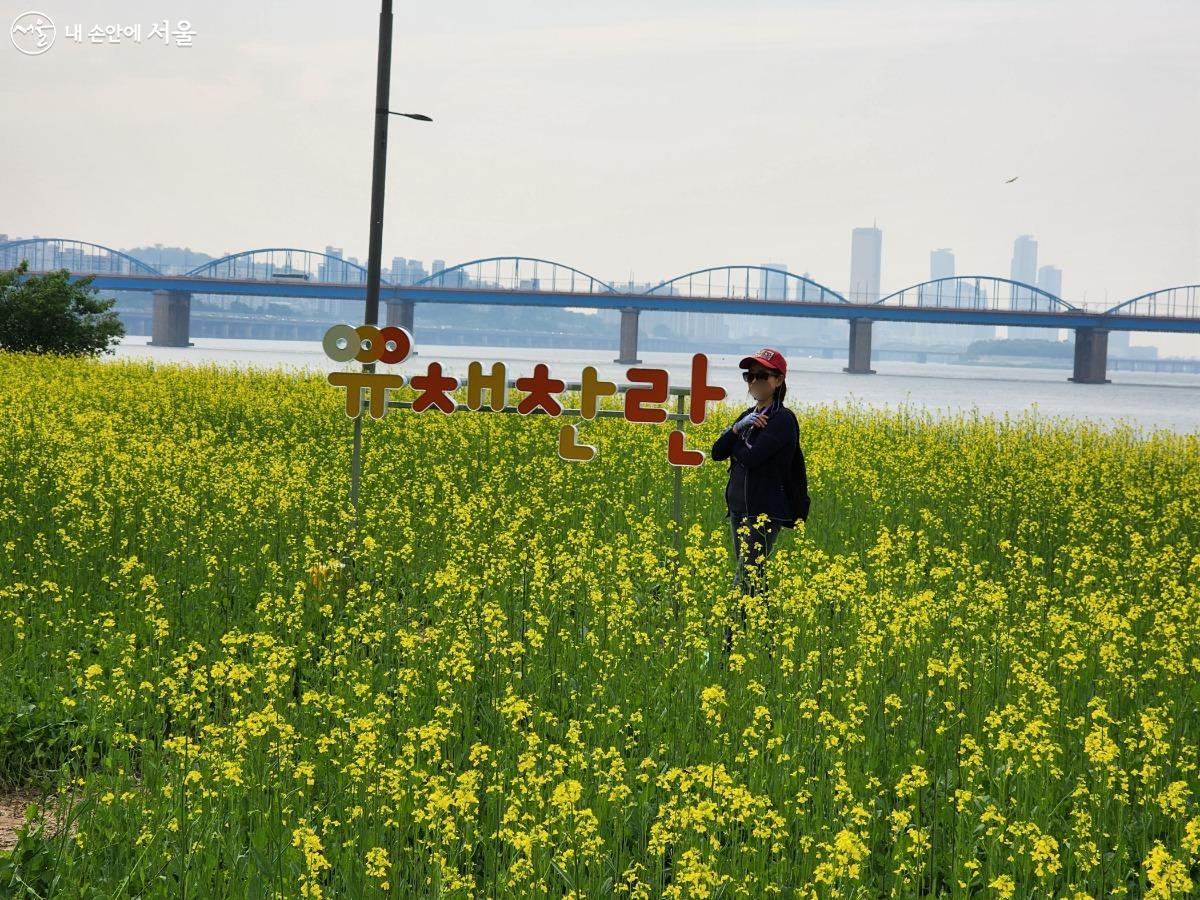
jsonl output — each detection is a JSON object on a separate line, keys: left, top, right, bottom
{"left": 323, "top": 324, "right": 726, "bottom": 465}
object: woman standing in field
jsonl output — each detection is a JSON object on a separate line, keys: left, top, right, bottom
{"left": 711, "top": 348, "right": 800, "bottom": 653}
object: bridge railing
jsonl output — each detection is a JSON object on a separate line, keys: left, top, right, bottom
{"left": 0, "top": 238, "right": 160, "bottom": 275}
{"left": 413, "top": 257, "right": 617, "bottom": 294}
{"left": 1105, "top": 286, "right": 1200, "bottom": 319}
{"left": 646, "top": 266, "right": 847, "bottom": 304}
{"left": 185, "top": 248, "right": 381, "bottom": 285}
{"left": 875, "top": 276, "right": 1078, "bottom": 314}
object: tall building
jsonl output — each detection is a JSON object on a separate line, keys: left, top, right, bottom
{"left": 915, "top": 249, "right": 954, "bottom": 345}
{"left": 320, "top": 246, "right": 345, "bottom": 279}
{"left": 1036, "top": 265, "right": 1061, "bottom": 293}
{"left": 931, "top": 248, "right": 954, "bottom": 281}
{"left": 389, "top": 258, "right": 428, "bottom": 284}
{"left": 1031, "top": 265, "right": 1064, "bottom": 341}
{"left": 913, "top": 248, "right": 989, "bottom": 345}
{"left": 850, "top": 224, "right": 913, "bottom": 344}
{"left": 316, "top": 246, "right": 347, "bottom": 315}
{"left": 923, "top": 249, "right": 955, "bottom": 344}
{"left": 404, "top": 259, "right": 428, "bottom": 283}
{"left": 848, "top": 227, "right": 882, "bottom": 304}
{"left": 1010, "top": 235, "right": 1038, "bottom": 287}
{"left": 1008, "top": 235, "right": 1050, "bottom": 341}
{"left": 760, "top": 263, "right": 789, "bottom": 300}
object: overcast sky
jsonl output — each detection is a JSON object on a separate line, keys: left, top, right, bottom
{"left": 3, "top": 0, "right": 1198, "bottom": 353}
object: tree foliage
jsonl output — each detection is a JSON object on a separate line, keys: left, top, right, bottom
{"left": 0, "top": 261, "right": 125, "bottom": 356}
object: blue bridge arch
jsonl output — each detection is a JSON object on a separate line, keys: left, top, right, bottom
{"left": 1104, "top": 285, "right": 1200, "bottom": 319}
{"left": 186, "top": 248, "right": 383, "bottom": 284}
{"left": 875, "top": 276, "right": 1079, "bottom": 313}
{"left": 413, "top": 256, "right": 617, "bottom": 293}
{"left": 0, "top": 238, "right": 161, "bottom": 275}
{"left": 646, "top": 265, "right": 848, "bottom": 304}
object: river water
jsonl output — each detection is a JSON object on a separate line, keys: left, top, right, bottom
{"left": 110, "top": 336, "right": 1200, "bottom": 435}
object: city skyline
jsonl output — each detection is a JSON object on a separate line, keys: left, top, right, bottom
{"left": 0, "top": 224, "right": 1185, "bottom": 356}
{"left": 4, "top": 224, "right": 1156, "bottom": 304}
{"left": 7, "top": 224, "right": 1180, "bottom": 362}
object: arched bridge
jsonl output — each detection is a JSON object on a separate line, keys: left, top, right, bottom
{"left": 4, "top": 239, "right": 1199, "bottom": 384}
{"left": 0, "top": 238, "right": 160, "bottom": 276}
{"left": 414, "top": 257, "right": 617, "bottom": 294}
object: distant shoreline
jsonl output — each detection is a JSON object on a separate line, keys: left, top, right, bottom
{"left": 100, "top": 336, "right": 1200, "bottom": 435}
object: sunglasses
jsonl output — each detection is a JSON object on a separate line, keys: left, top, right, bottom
{"left": 742, "top": 370, "right": 776, "bottom": 383}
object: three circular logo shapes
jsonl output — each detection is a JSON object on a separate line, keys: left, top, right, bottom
{"left": 322, "top": 324, "right": 414, "bottom": 365}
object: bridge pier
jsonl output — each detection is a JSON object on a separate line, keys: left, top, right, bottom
{"left": 843, "top": 318, "right": 876, "bottom": 374}
{"left": 385, "top": 299, "right": 418, "bottom": 354}
{"left": 1068, "top": 327, "right": 1111, "bottom": 384}
{"left": 614, "top": 307, "right": 642, "bottom": 365}
{"left": 148, "top": 290, "right": 193, "bottom": 347}
{"left": 388, "top": 301, "right": 422, "bottom": 355}
{"left": 385, "top": 299, "right": 415, "bottom": 333}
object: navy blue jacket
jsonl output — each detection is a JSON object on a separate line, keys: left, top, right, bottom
{"left": 711, "top": 402, "right": 800, "bottom": 527}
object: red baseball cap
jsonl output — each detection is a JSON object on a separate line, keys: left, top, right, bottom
{"left": 738, "top": 347, "right": 787, "bottom": 376}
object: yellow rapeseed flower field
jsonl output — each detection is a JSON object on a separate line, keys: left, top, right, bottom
{"left": 0, "top": 352, "right": 1198, "bottom": 898}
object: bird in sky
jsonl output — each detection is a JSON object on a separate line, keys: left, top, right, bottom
{"left": 1005, "top": 176, "right": 1020, "bottom": 184}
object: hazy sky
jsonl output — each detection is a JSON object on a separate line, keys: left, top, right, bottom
{"left": 4, "top": 0, "right": 1198, "bottom": 353}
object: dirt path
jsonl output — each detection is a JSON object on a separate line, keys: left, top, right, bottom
{"left": 0, "top": 788, "right": 65, "bottom": 853}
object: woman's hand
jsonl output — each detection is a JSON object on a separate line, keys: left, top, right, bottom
{"left": 733, "top": 410, "right": 769, "bottom": 433}
{"left": 731, "top": 410, "right": 756, "bottom": 433}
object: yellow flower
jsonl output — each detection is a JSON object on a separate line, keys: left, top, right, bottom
{"left": 551, "top": 778, "right": 583, "bottom": 810}
{"left": 1144, "top": 842, "right": 1193, "bottom": 899}
{"left": 292, "top": 823, "right": 331, "bottom": 897}
{"left": 1157, "top": 781, "right": 1191, "bottom": 817}
{"left": 365, "top": 846, "right": 390, "bottom": 878}
{"left": 700, "top": 685, "right": 727, "bottom": 725}
{"left": 988, "top": 874, "right": 1015, "bottom": 898}
{"left": 895, "top": 764, "right": 930, "bottom": 798}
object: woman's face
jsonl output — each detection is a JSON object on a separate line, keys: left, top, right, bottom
{"left": 744, "top": 366, "right": 782, "bottom": 403}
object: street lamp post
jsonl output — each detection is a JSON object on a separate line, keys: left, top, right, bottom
{"left": 348, "top": 0, "right": 431, "bottom": 552}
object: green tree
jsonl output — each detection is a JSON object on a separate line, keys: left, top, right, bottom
{"left": 0, "top": 261, "right": 124, "bottom": 356}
